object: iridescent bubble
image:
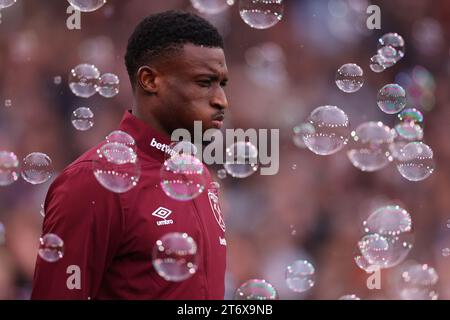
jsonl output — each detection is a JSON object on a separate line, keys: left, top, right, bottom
{"left": 71, "top": 107, "right": 94, "bottom": 131}
{"left": 105, "top": 130, "right": 136, "bottom": 151}
{"left": 67, "top": 0, "right": 106, "bottom": 12}
{"left": 396, "top": 142, "right": 435, "bottom": 181}
{"left": 224, "top": 142, "right": 258, "bottom": 178}
{"left": 377, "top": 84, "right": 407, "bottom": 114}
{"left": 160, "top": 154, "right": 206, "bottom": 201}
{"left": 347, "top": 122, "right": 396, "bottom": 172}
{"left": 285, "top": 260, "right": 315, "bottom": 293}
{"left": 335, "top": 63, "right": 364, "bottom": 93}
{"left": 293, "top": 123, "right": 315, "bottom": 149}
{"left": 21, "top": 152, "right": 53, "bottom": 185}
{"left": 377, "top": 46, "right": 400, "bottom": 68}
{"left": 378, "top": 32, "right": 405, "bottom": 61}
{"left": 152, "top": 232, "right": 198, "bottom": 282}
{"left": 302, "top": 106, "right": 350, "bottom": 156}
{"left": 358, "top": 233, "right": 413, "bottom": 269}
{"left": 442, "top": 248, "right": 450, "bottom": 257}
{"left": 397, "top": 263, "right": 439, "bottom": 300}
{"left": 38, "top": 233, "right": 64, "bottom": 262}
{"left": 191, "top": 0, "right": 234, "bottom": 14}
{"left": 0, "top": 0, "right": 16, "bottom": 9}
{"left": 0, "top": 151, "right": 19, "bottom": 186}
{"left": 339, "top": 294, "right": 361, "bottom": 300}
{"left": 93, "top": 142, "right": 141, "bottom": 193}
{"left": 4, "top": 99, "right": 12, "bottom": 107}
{"left": 398, "top": 108, "right": 423, "bottom": 123}
{"left": 395, "top": 122, "right": 423, "bottom": 141}
{"left": 68, "top": 63, "right": 100, "bottom": 98}
{"left": 363, "top": 205, "right": 412, "bottom": 236}
{"left": 217, "top": 169, "right": 227, "bottom": 179}
{"left": 97, "top": 73, "right": 119, "bottom": 98}
{"left": 235, "top": 279, "right": 278, "bottom": 300}
{"left": 370, "top": 55, "right": 386, "bottom": 73}
{"left": 239, "top": 0, "right": 284, "bottom": 30}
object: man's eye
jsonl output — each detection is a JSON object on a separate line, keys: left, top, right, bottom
{"left": 197, "top": 80, "right": 212, "bottom": 87}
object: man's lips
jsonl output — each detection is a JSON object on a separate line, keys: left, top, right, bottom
{"left": 211, "top": 113, "right": 225, "bottom": 128}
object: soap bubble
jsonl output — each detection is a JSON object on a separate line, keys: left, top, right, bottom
{"left": 97, "top": 73, "right": 119, "bottom": 98}
{"left": 335, "top": 63, "right": 364, "bottom": 93}
{"left": 370, "top": 55, "right": 386, "bottom": 73}
{"left": 160, "top": 154, "right": 206, "bottom": 201}
{"left": 377, "top": 46, "right": 400, "bottom": 68}
{"left": 363, "top": 205, "right": 412, "bottom": 236}
{"left": 93, "top": 142, "right": 141, "bottom": 193}
{"left": 38, "top": 233, "right": 64, "bottom": 262}
{"left": 347, "top": 122, "right": 396, "bottom": 172}
{"left": 396, "top": 142, "right": 434, "bottom": 181}
{"left": 378, "top": 33, "right": 405, "bottom": 62}
{"left": 302, "top": 106, "right": 350, "bottom": 156}
{"left": 69, "top": 63, "right": 100, "bottom": 98}
{"left": 71, "top": 107, "right": 94, "bottom": 131}
{"left": 285, "top": 260, "right": 315, "bottom": 293}
{"left": 152, "top": 232, "right": 198, "bottom": 282}
{"left": 191, "top": 0, "right": 234, "bottom": 14}
{"left": 235, "top": 279, "right": 278, "bottom": 300}
{"left": 0, "top": 151, "right": 19, "bottom": 186}
{"left": 224, "top": 141, "right": 258, "bottom": 178}
{"left": 105, "top": 130, "right": 136, "bottom": 151}
{"left": 377, "top": 84, "right": 407, "bottom": 114}
{"left": 239, "top": 0, "right": 284, "bottom": 30}
{"left": 67, "top": 0, "right": 106, "bottom": 12}
{"left": 398, "top": 108, "right": 423, "bottom": 123}
{"left": 395, "top": 122, "right": 423, "bottom": 141}
{"left": 217, "top": 169, "right": 227, "bottom": 179}
{"left": 21, "top": 152, "right": 53, "bottom": 185}
{"left": 358, "top": 233, "right": 413, "bottom": 269}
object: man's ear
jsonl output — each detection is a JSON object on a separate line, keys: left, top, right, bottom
{"left": 137, "top": 66, "right": 160, "bottom": 94}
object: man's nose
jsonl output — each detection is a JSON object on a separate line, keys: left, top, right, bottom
{"left": 211, "top": 87, "right": 228, "bottom": 110}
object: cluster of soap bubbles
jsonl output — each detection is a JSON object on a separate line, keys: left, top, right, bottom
{"left": 92, "top": 131, "right": 140, "bottom": 193}
{"left": 190, "top": 0, "right": 284, "bottom": 30}
{"left": 355, "top": 205, "right": 413, "bottom": 271}
{"left": 296, "top": 32, "right": 435, "bottom": 182}
{"left": 0, "top": 151, "right": 53, "bottom": 186}
{"left": 67, "top": 0, "right": 106, "bottom": 12}
{"left": 69, "top": 63, "right": 119, "bottom": 98}
{"left": 233, "top": 258, "right": 316, "bottom": 300}
{"left": 370, "top": 33, "right": 405, "bottom": 73}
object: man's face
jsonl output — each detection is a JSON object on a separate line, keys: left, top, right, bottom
{"left": 155, "top": 43, "right": 229, "bottom": 136}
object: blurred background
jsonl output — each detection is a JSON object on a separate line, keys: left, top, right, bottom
{"left": 0, "top": 0, "right": 449, "bottom": 300}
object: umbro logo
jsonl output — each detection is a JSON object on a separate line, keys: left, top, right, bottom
{"left": 152, "top": 207, "right": 174, "bottom": 226}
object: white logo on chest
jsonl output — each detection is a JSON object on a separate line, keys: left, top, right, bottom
{"left": 152, "top": 206, "right": 174, "bottom": 226}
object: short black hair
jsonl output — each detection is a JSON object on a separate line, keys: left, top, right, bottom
{"left": 125, "top": 10, "right": 224, "bottom": 88}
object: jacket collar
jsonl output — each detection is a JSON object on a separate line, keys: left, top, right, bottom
{"left": 118, "top": 110, "right": 173, "bottom": 163}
